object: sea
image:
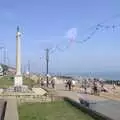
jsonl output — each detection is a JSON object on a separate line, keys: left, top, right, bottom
{"left": 62, "top": 72, "right": 120, "bottom": 80}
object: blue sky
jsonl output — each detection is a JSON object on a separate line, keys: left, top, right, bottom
{"left": 0, "top": 0, "right": 120, "bottom": 74}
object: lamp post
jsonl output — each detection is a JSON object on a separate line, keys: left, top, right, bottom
{"left": 45, "top": 48, "right": 49, "bottom": 87}
{"left": 27, "top": 60, "right": 32, "bottom": 88}
{"left": 0, "top": 46, "right": 6, "bottom": 64}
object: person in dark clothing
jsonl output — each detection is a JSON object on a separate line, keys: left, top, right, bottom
{"left": 68, "top": 80, "right": 72, "bottom": 91}
{"left": 93, "top": 81, "right": 97, "bottom": 95}
{"left": 41, "top": 79, "right": 44, "bottom": 87}
{"left": 84, "top": 79, "right": 87, "bottom": 94}
{"left": 51, "top": 79, "right": 55, "bottom": 89}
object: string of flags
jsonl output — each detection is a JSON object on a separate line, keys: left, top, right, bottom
{"left": 40, "top": 23, "right": 120, "bottom": 60}
{"left": 51, "top": 23, "right": 120, "bottom": 53}
{"left": 40, "top": 14, "right": 120, "bottom": 59}
{"left": 76, "top": 23, "right": 120, "bottom": 44}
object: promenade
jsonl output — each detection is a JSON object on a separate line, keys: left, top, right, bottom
{"left": 2, "top": 84, "right": 120, "bottom": 120}
{"left": 55, "top": 84, "right": 120, "bottom": 120}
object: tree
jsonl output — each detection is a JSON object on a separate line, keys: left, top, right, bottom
{"left": 1, "top": 64, "right": 8, "bottom": 75}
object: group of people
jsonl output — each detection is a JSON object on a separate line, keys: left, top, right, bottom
{"left": 81, "top": 78, "right": 105, "bottom": 95}
{"left": 92, "top": 80, "right": 100, "bottom": 95}
{"left": 40, "top": 79, "right": 55, "bottom": 89}
{"left": 40, "top": 77, "right": 107, "bottom": 95}
{"left": 64, "top": 80, "right": 76, "bottom": 91}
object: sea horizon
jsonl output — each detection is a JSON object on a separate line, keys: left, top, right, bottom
{"left": 61, "top": 71, "right": 120, "bottom": 80}
{"left": 38, "top": 71, "right": 120, "bottom": 80}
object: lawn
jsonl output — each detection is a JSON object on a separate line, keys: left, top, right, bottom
{"left": 18, "top": 101, "right": 94, "bottom": 120}
{"left": 0, "top": 76, "right": 35, "bottom": 88}
{"left": 0, "top": 76, "right": 13, "bottom": 88}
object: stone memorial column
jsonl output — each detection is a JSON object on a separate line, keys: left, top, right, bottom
{"left": 14, "top": 26, "right": 23, "bottom": 86}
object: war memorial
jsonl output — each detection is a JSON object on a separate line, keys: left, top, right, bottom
{"left": 0, "top": 27, "right": 119, "bottom": 120}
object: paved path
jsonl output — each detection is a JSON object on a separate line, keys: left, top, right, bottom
{"left": 0, "top": 99, "right": 6, "bottom": 119}
{"left": 55, "top": 84, "right": 120, "bottom": 120}
{"left": 4, "top": 98, "right": 19, "bottom": 120}
{"left": 55, "top": 84, "right": 107, "bottom": 101}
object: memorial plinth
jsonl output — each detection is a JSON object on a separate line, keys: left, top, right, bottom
{"left": 14, "top": 75, "right": 23, "bottom": 86}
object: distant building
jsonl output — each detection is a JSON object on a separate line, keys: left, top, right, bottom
{"left": 0, "top": 64, "right": 16, "bottom": 76}
{"left": 0, "top": 65, "right": 3, "bottom": 76}
{"left": 7, "top": 66, "right": 16, "bottom": 75}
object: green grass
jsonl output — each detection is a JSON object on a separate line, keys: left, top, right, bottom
{"left": 0, "top": 76, "right": 13, "bottom": 88}
{"left": 18, "top": 101, "right": 94, "bottom": 120}
{"left": 0, "top": 76, "right": 35, "bottom": 88}
{"left": 23, "top": 76, "right": 35, "bottom": 87}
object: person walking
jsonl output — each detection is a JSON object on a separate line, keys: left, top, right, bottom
{"left": 51, "top": 79, "right": 55, "bottom": 89}
{"left": 71, "top": 80, "right": 75, "bottom": 91}
{"left": 65, "top": 80, "right": 68, "bottom": 90}
{"left": 68, "top": 80, "right": 72, "bottom": 91}
{"left": 41, "top": 79, "right": 44, "bottom": 87}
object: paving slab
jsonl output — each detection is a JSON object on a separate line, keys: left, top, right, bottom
{"left": 0, "top": 99, "right": 6, "bottom": 120}
{"left": 4, "top": 98, "right": 19, "bottom": 120}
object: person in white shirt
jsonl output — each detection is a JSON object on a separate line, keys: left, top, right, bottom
{"left": 44, "top": 80, "right": 47, "bottom": 86}
{"left": 64, "top": 80, "right": 68, "bottom": 90}
{"left": 72, "top": 80, "right": 76, "bottom": 90}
